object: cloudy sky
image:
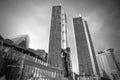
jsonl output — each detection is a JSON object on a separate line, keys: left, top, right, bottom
{"left": 0, "top": 0, "right": 120, "bottom": 73}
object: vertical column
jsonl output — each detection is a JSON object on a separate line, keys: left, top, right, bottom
{"left": 61, "top": 11, "right": 67, "bottom": 49}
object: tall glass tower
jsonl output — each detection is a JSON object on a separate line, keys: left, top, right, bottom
{"left": 73, "top": 16, "right": 100, "bottom": 77}
{"left": 48, "top": 5, "right": 68, "bottom": 70}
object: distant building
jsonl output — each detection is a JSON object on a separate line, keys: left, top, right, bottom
{"left": 97, "top": 48, "right": 120, "bottom": 79}
{"left": 12, "top": 35, "right": 29, "bottom": 48}
{"left": 0, "top": 35, "right": 69, "bottom": 80}
{"left": 114, "top": 50, "right": 120, "bottom": 70}
{"left": 73, "top": 16, "right": 100, "bottom": 77}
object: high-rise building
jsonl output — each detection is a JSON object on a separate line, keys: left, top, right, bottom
{"left": 48, "top": 5, "right": 73, "bottom": 78}
{"left": 97, "top": 48, "right": 120, "bottom": 79}
{"left": 48, "top": 5, "right": 64, "bottom": 69}
{"left": 73, "top": 16, "right": 100, "bottom": 77}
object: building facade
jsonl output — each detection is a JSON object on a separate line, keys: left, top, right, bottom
{"left": 114, "top": 50, "right": 120, "bottom": 70}
{"left": 12, "top": 35, "right": 30, "bottom": 48}
{"left": 48, "top": 5, "right": 63, "bottom": 69}
{"left": 97, "top": 48, "right": 120, "bottom": 80}
{"left": 73, "top": 16, "right": 100, "bottom": 77}
{"left": 48, "top": 5, "right": 73, "bottom": 79}
{"left": 0, "top": 36, "right": 69, "bottom": 80}
{"left": 48, "top": 5, "right": 69, "bottom": 70}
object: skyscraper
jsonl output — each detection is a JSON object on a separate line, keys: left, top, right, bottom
{"left": 48, "top": 6, "right": 73, "bottom": 78}
{"left": 48, "top": 5, "right": 65, "bottom": 70}
{"left": 73, "top": 16, "right": 100, "bottom": 76}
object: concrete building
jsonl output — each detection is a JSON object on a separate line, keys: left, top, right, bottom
{"left": 48, "top": 5, "right": 66, "bottom": 69}
{"left": 0, "top": 35, "right": 69, "bottom": 80}
{"left": 48, "top": 5, "right": 73, "bottom": 79}
{"left": 73, "top": 16, "right": 100, "bottom": 78}
{"left": 97, "top": 48, "right": 120, "bottom": 79}
{"left": 114, "top": 50, "right": 120, "bottom": 70}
